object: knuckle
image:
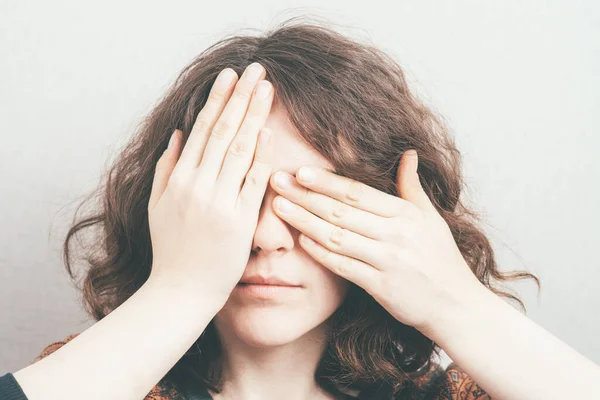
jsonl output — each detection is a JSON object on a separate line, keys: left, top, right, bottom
{"left": 327, "top": 226, "right": 346, "bottom": 252}
{"left": 335, "top": 256, "right": 353, "bottom": 277}
{"left": 329, "top": 200, "right": 349, "bottom": 224}
{"left": 228, "top": 137, "right": 250, "bottom": 157}
{"left": 192, "top": 116, "right": 211, "bottom": 134}
{"left": 211, "top": 119, "right": 232, "bottom": 139}
{"left": 245, "top": 167, "right": 268, "bottom": 187}
{"left": 232, "top": 87, "right": 252, "bottom": 101}
{"left": 245, "top": 170, "right": 260, "bottom": 186}
{"left": 345, "top": 180, "right": 365, "bottom": 204}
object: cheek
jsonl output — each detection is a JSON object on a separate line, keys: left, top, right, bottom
{"left": 308, "top": 267, "right": 350, "bottom": 310}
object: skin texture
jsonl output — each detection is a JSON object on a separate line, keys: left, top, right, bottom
{"left": 212, "top": 104, "right": 350, "bottom": 399}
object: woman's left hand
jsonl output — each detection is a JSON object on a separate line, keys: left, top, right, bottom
{"left": 270, "top": 149, "right": 484, "bottom": 335}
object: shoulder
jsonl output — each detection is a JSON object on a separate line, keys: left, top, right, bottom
{"left": 30, "top": 333, "right": 185, "bottom": 400}
{"left": 430, "top": 362, "right": 491, "bottom": 400}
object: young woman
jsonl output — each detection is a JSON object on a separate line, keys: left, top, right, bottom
{"left": 2, "top": 18, "right": 599, "bottom": 400}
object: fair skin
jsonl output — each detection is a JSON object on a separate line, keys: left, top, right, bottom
{"left": 211, "top": 102, "right": 349, "bottom": 400}
{"left": 11, "top": 62, "right": 600, "bottom": 400}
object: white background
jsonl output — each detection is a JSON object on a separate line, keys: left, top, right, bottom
{"left": 1, "top": 0, "right": 598, "bottom": 372}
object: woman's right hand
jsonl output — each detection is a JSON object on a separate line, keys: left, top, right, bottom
{"left": 146, "top": 62, "right": 274, "bottom": 309}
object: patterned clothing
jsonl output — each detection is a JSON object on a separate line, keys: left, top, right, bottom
{"left": 9, "top": 333, "right": 491, "bottom": 399}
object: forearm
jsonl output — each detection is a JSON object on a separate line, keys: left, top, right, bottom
{"left": 429, "top": 282, "right": 600, "bottom": 400}
{"left": 13, "top": 278, "right": 220, "bottom": 400}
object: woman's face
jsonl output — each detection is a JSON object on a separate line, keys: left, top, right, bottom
{"left": 213, "top": 104, "right": 351, "bottom": 347}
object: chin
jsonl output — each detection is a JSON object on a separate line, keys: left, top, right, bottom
{"left": 212, "top": 274, "right": 350, "bottom": 349}
{"left": 214, "top": 304, "right": 329, "bottom": 348}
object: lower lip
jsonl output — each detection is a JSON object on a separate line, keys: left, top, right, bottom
{"left": 235, "top": 283, "right": 302, "bottom": 299}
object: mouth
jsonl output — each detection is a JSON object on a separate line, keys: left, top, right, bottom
{"left": 235, "top": 282, "right": 303, "bottom": 299}
{"left": 237, "top": 282, "right": 300, "bottom": 287}
{"left": 238, "top": 275, "right": 302, "bottom": 287}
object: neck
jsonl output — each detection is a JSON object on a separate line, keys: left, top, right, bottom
{"left": 211, "top": 323, "right": 336, "bottom": 400}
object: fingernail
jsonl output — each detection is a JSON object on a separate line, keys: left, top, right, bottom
{"left": 298, "top": 167, "right": 315, "bottom": 183}
{"left": 407, "top": 150, "right": 418, "bottom": 172}
{"left": 215, "top": 68, "right": 236, "bottom": 90}
{"left": 277, "top": 197, "right": 294, "bottom": 213}
{"left": 246, "top": 63, "right": 264, "bottom": 80}
{"left": 274, "top": 171, "right": 292, "bottom": 189}
{"left": 255, "top": 80, "right": 272, "bottom": 99}
{"left": 301, "top": 234, "right": 316, "bottom": 246}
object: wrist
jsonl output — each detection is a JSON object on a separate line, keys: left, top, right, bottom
{"left": 144, "top": 273, "right": 227, "bottom": 317}
{"left": 419, "top": 275, "right": 492, "bottom": 343}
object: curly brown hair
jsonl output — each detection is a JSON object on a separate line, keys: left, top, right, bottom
{"left": 63, "top": 15, "right": 541, "bottom": 398}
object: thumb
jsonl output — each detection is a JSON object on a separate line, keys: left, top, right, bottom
{"left": 396, "top": 150, "right": 435, "bottom": 213}
{"left": 149, "top": 129, "right": 182, "bottom": 210}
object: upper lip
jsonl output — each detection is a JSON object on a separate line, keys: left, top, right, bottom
{"left": 239, "top": 275, "right": 301, "bottom": 287}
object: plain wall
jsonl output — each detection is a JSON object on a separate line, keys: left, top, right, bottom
{"left": 1, "top": 0, "right": 598, "bottom": 373}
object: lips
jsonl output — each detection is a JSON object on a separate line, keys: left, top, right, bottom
{"left": 238, "top": 275, "right": 301, "bottom": 287}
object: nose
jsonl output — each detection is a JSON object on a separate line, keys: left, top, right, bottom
{"left": 251, "top": 187, "right": 295, "bottom": 253}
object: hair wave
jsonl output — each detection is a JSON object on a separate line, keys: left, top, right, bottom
{"left": 63, "top": 15, "right": 541, "bottom": 398}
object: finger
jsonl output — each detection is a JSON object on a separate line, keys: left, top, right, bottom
{"left": 237, "top": 128, "right": 273, "bottom": 216}
{"left": 294, "top": 166, "right": 407, "bottom": 218}
{"left": 298, "top": 233, "right": 381, "bottom": 294}
{"left": 217, "top": 79, "right": 274, "bottom": 204}
{"left": 197, "top": 62, "right": 266, "bottom": 182}
{"left": 272, "top": 195, "right": 385, "bottom": 269}
{"left": 271, "top": 171, "right": 386, "bottom": 241}
{"left": 396, "top": 150, "right": 437, "bottom": 214}
{"left": 176, "top": 68, "right": 238, "bottom": 172}
{"left": 148, "top": 129, "right": 182, "bottom": 210}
